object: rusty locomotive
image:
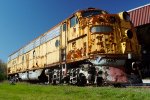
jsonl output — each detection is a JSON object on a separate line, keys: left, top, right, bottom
{"left": 7, "top": 8, "right": 142, "bottom": 86}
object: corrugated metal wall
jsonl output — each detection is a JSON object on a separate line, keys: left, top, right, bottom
{"left": 128, "top": 4, "right": 150, "bottom": 27}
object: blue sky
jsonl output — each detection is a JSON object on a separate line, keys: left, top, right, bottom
{"left": 0, "top": 0, "right": 149, "bottom": 62}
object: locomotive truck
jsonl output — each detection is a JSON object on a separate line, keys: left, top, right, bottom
{"left": 7, "top": 8, "right": 142, "bottom": 86}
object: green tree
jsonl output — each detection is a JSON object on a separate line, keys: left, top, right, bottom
{"left": 0, "top": 60, "right": 7, "bottom": 81}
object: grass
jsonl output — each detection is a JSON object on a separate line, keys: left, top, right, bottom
{"left": 0, "top": 81, "right": 150, "bottom": 100}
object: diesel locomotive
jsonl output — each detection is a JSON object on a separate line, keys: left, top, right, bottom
{"left": 7, "top": 8, "right": 142, "bottom": 86}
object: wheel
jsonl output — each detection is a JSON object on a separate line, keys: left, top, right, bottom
{"left": 77, "top": 73, "right": 87, "bottom": 86}
{"left": 96, "top": 77, "right": 103, "bottom": 86}
{"left": 52, "top": 79, "right": 56, "bottom": 85}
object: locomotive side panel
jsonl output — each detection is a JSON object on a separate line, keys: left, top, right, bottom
{"left": 61, "top": 22, "right": 67, "bottom": 48}
{"left": 8, "top": 59, "right": 13, "bottom": 74}
{"left": 17, "top": 54, "right": 23, "bottom": 72}
{"left": 7, "top": 60, "right": 13, "bottom": 74}
{"left": 39, "top": 43, "right": 47, "bottom": 68}
{"left": 28, "top": 50, "right": 33, "bottom": 70}
{"left": 25, "top": 53, "right": 29, "bottom": 70}
{"left": 32, "top": 46, "right": 40, "bottom": 69}
{"left": 66, "top": 13, "right": 88, "bottom": 62}
{"left": 67, "top": 37, "right": 87, "bottom": 61}
{"left": 8, "top": 58, "right": 17, "bottom": 74}
{"left": 46, "top": 36, "right": 60, "bottom": 53}
{"left": 21, "top": 54, "right": 26, "bottom": 72}
{"left": 60, "top": 22, "right": 67, "bottom": 62}
{"left": 46, "top": 36, "right": 60, "bottom": 66}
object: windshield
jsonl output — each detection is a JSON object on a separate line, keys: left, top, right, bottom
{"left": 82, "top": 10, "right": 107, "bottom": 17}
{"left": 91, "top": 26, "right": 113, "bottom": 33}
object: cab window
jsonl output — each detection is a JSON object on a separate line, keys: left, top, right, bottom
{"left": 70, "top": 16, "right": 78, "bottom": 27}
{"left": 82, "top": 10, "right": 108, "bottom": 17}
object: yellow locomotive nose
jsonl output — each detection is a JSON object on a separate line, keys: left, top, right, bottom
{"left": 87, "top": 13, "right": 139, "bottom": 56}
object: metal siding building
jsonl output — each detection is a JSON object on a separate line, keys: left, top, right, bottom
{"left": 128, "top": 3, "right": 150, "bottom": 27}
{"left": 127, "top": 3, "right": 150, "bottom": 45}
{"left": 128, "top": 3, "right": 150, "bottom": 79}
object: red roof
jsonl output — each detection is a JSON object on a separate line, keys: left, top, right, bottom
{"left": 128, "top": 3, "right": 150, "bottom": 27}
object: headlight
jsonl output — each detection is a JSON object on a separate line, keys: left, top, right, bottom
{"left": 118, "top": 11, "right": 130, "bottom": 21}
{"left": 125, "top": 29, "right": 133, "bottom": 39}
{"left": 123, "top": 12, "right": 130, "bottom": 21}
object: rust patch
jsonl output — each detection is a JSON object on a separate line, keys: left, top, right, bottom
{"left": 67, "top": 49, "right": 83, "bottom": 60}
